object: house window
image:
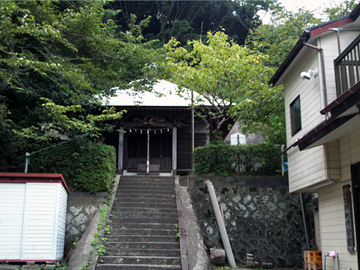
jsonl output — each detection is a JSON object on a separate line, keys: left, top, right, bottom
{"left": 290, "top": 96, "right": 301, "bottom": 135}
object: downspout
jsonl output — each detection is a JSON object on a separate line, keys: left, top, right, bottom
{"left": 204, "top": 180, "right": 236, "bottom": 268}
{"left": 303, "top": 40, "right": 328, "bottom": 108}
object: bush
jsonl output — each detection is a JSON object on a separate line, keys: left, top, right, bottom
{"left": 31, "top": 140, "right": 116, "bottom": 192}
{"left": 194, "top": 143, "right": 281, "bottom": 176}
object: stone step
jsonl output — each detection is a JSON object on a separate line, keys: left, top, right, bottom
{"left": 107, "top": 248, "right": 180, "bottom": 257}
{"left": 115, "top": 193, "right": 175, "bottom": 199}
{"left": 110, "top": 229, "right": 178, "bottom": 236}
{"left": 115, "top": 195, "right": 176, "bottom": 203}
{"left": 106, "top": 242, "right": 179, "bottom": 250}
{"left": 111, "top": 207, "right": 177, "bottom": 213}
{"left": 97, "top": 264, "right": 181, "bottom": 270}
{"left": 110, "top": 217, "right": 178, "bottom": 224}
{"left": 114, "top": 197, "right": 176, "bottom": 204}
{"left": 119, "top": 182, "right": 175, "bottom": 187}
{"left": 98, "top": 255, "right": 181, "bottom": 265}
{"left": 111, "top": 223, "right": 178, "bottom": 230}
{"left": 112, "top": 202, "right": 177, "bottom": 209}
{"left": 120, "top": 176, "right": 174, "bottom": 181}
{"left": 106, "top": 235, "right": 178, "bottom": 242}
{"left": 110, "top": 212, "right": 178, "bottom": 219}
{"left": 117, "top": 187, "right": 175, "bottom": 194}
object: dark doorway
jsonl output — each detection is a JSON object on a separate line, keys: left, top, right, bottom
{"left": 351, "top": 162, "right": 360, "bottom": 269}
{"left": 125, "top": 133, "right": 172, "bottom": 172}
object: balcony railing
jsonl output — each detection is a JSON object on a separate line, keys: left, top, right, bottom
{"left": 334, "top": 34, "right": 360, "bottom": 96}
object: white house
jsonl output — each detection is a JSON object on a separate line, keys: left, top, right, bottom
{"left": 270, "top": 4, "right": 360, "bottom": 270}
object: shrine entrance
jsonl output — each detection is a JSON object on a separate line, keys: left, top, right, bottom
{"left": 125, "top": 130, "right": 173, "bottom": 173}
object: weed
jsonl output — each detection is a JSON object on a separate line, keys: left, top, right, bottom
{"left": 104, "top": 225, "right": 112, "bottom": 235}
{"left": 97, "top": 244, "right": 107, "bottom": 256}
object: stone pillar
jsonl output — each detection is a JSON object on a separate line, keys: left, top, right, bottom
{"left": 172, "top": 126, "right": 177, "bottom": 175}
{"left": 117, "top": 126, "right": 124, "bottom": 174}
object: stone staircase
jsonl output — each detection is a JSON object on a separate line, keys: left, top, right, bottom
{"left": 97, "top": 176, "right": 181, "bottom": 270}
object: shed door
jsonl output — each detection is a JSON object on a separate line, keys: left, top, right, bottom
{"left": 0, "top": 183, "right": 26, "bottom": 260}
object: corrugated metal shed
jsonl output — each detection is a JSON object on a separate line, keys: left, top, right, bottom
{"left": 0, "top": 173, "right": 68, "bottom": 262}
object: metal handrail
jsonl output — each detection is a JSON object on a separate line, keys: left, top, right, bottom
{"left": 204, "top": 180, "right": 236, "bottom": 268}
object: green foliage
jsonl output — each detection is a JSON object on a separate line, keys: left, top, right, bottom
{"left": 193, "top": 143, "right": 281, "bottom": 176}
{"left": 164, "top": 31, "right": 280, "bottom": 140}
{"left": 247, "top": 4, "right": 321, "bottom": 68}
{"left": 98, "top": 206, "right": 109, "bottom": 231}
{"left": 30, "top": 140, "right": 116, "bottom": 192}
{"left": 323, "top": 0, "right": 357, "bottom": 20}
{"left": 104, "top": 225, "right": 112, "bottom": 235}
{"left": 0, "top": 0, "right": 161, "bottom": 172}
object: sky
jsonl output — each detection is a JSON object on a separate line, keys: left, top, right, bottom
{"left": 259, "top": 0, "right": 347, "bottom": 23}
{"left": 279, "top": 0, "right": 344, "bottom": 13}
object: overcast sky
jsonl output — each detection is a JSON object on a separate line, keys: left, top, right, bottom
{"left": 259, "top": 0, "right": 347, "bottom": 24}
{"left": 279, "top": 0, "right": 344, "bottom": 13}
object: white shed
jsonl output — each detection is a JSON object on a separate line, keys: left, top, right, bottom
{"left": 230, "top": 133, "right": 246, "bottom": 145}
{"left": 0, "top": 173, "right": 69, "bottom": 262}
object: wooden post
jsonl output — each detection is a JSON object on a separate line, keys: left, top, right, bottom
{"left": 117, "top": 127, "right": 124, "bottom": 174}
{"left": 172, "top": 126, "right": 177, "bottom": 175}
{"left": 147, "top": 129, "right": 150, "bottom": 174}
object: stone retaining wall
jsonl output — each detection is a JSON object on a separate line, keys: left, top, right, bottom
{"left": 184, "top": 176, "right": 315, "bottom": 268}
{"left": 65, "top": 192, "right": 106, "bottom": 246}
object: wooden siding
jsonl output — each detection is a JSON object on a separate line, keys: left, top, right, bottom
{"left": 318, "top": 182, "right": 358, "bottom": 270}
{"left": 284, "top": 46, "right": 329, "bottom": 192}
{"left": 0, "top": 183, "right": 26, "bottom": 260}
{"left": 283, "top": 32, "right": 360, "bottom": 192}
{"left": 339, "top": 126, "right": 360, "bottom": 181}
{"left": 326, "top": 141, "right": 341, "bottom": 180}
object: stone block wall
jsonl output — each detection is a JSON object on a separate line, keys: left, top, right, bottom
{"left": 185, "top": 176, "right": 314, "bottom": 268}
{"left": 65, "top": 192, "right": 106, "bottom": 246}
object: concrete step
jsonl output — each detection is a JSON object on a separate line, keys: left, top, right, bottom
{"left": 111, "top": 207, "right": 177, "bottom": 213}
{"left": 110, "top": 212, "right": 178, "bottom": 219}
{"left": 114, "top": 197, "right": 176, "bottom": 204}
{"left": 120, "top": 176, "right": 174, "bottom": 181}
{"left": 118, "top": 182, "right": 175, "bottom": 187}
{"left": 106, "top": 235, "right": 178, "bottom": 242}
{"left": 115, "top": 193, "right": 175, "bottom": 199}
{"left": 111, "top": 223, "right": 178, "bottom": 230}
{"left": 106, "top": 242, "right": 179, "bottom": 250}
{"left": 98, "top": 255, "right": 181, "bottom": 265}
{"left": 107, "top": 248, "right": 180, "bottom": 257}
{"left": 112, "top": 202, "right": 177, "bottom": 209}
{"left": 117, "top": 187, "right": 175, "bottom": 194}
{"left": 110, "top": 229, "right": 178, "bottom": 236}
{"left": 97, "top": 264, "right": 181, "bottom": 270}
{"left": 111, "top": 217, "right": 178, "bottom": 224}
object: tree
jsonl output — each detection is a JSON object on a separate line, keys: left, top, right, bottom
{"left": 163, "top": 31, "right": 281, "bottom": 140}
{"left": 246, "top": 4, "right": 321, "bottom": 67}
{"left": 107, "top": 0, "right": 274, "bottom": 46}
{"left": 0, "top": 0, "right": 161, "bottom": 171}
{"left": 323, "top": 0, "right": 357, "bottom": 20}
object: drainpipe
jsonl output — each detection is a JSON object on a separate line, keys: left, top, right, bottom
{"left": 303, "top": 41, "right": 328, "bottom": 108}
{"left": 204, "top": 180, "right": 236, "bottom": 268}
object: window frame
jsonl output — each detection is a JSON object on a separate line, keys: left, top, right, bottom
{"left": 290, "top": 95, "right": 301, "bottom": 136}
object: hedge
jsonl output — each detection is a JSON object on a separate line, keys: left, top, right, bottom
{"left": 193, "top": 143, "right": 281, "bottom": 176}
{"left": 30, "top": 140, "right": 116, "bottom": 192}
